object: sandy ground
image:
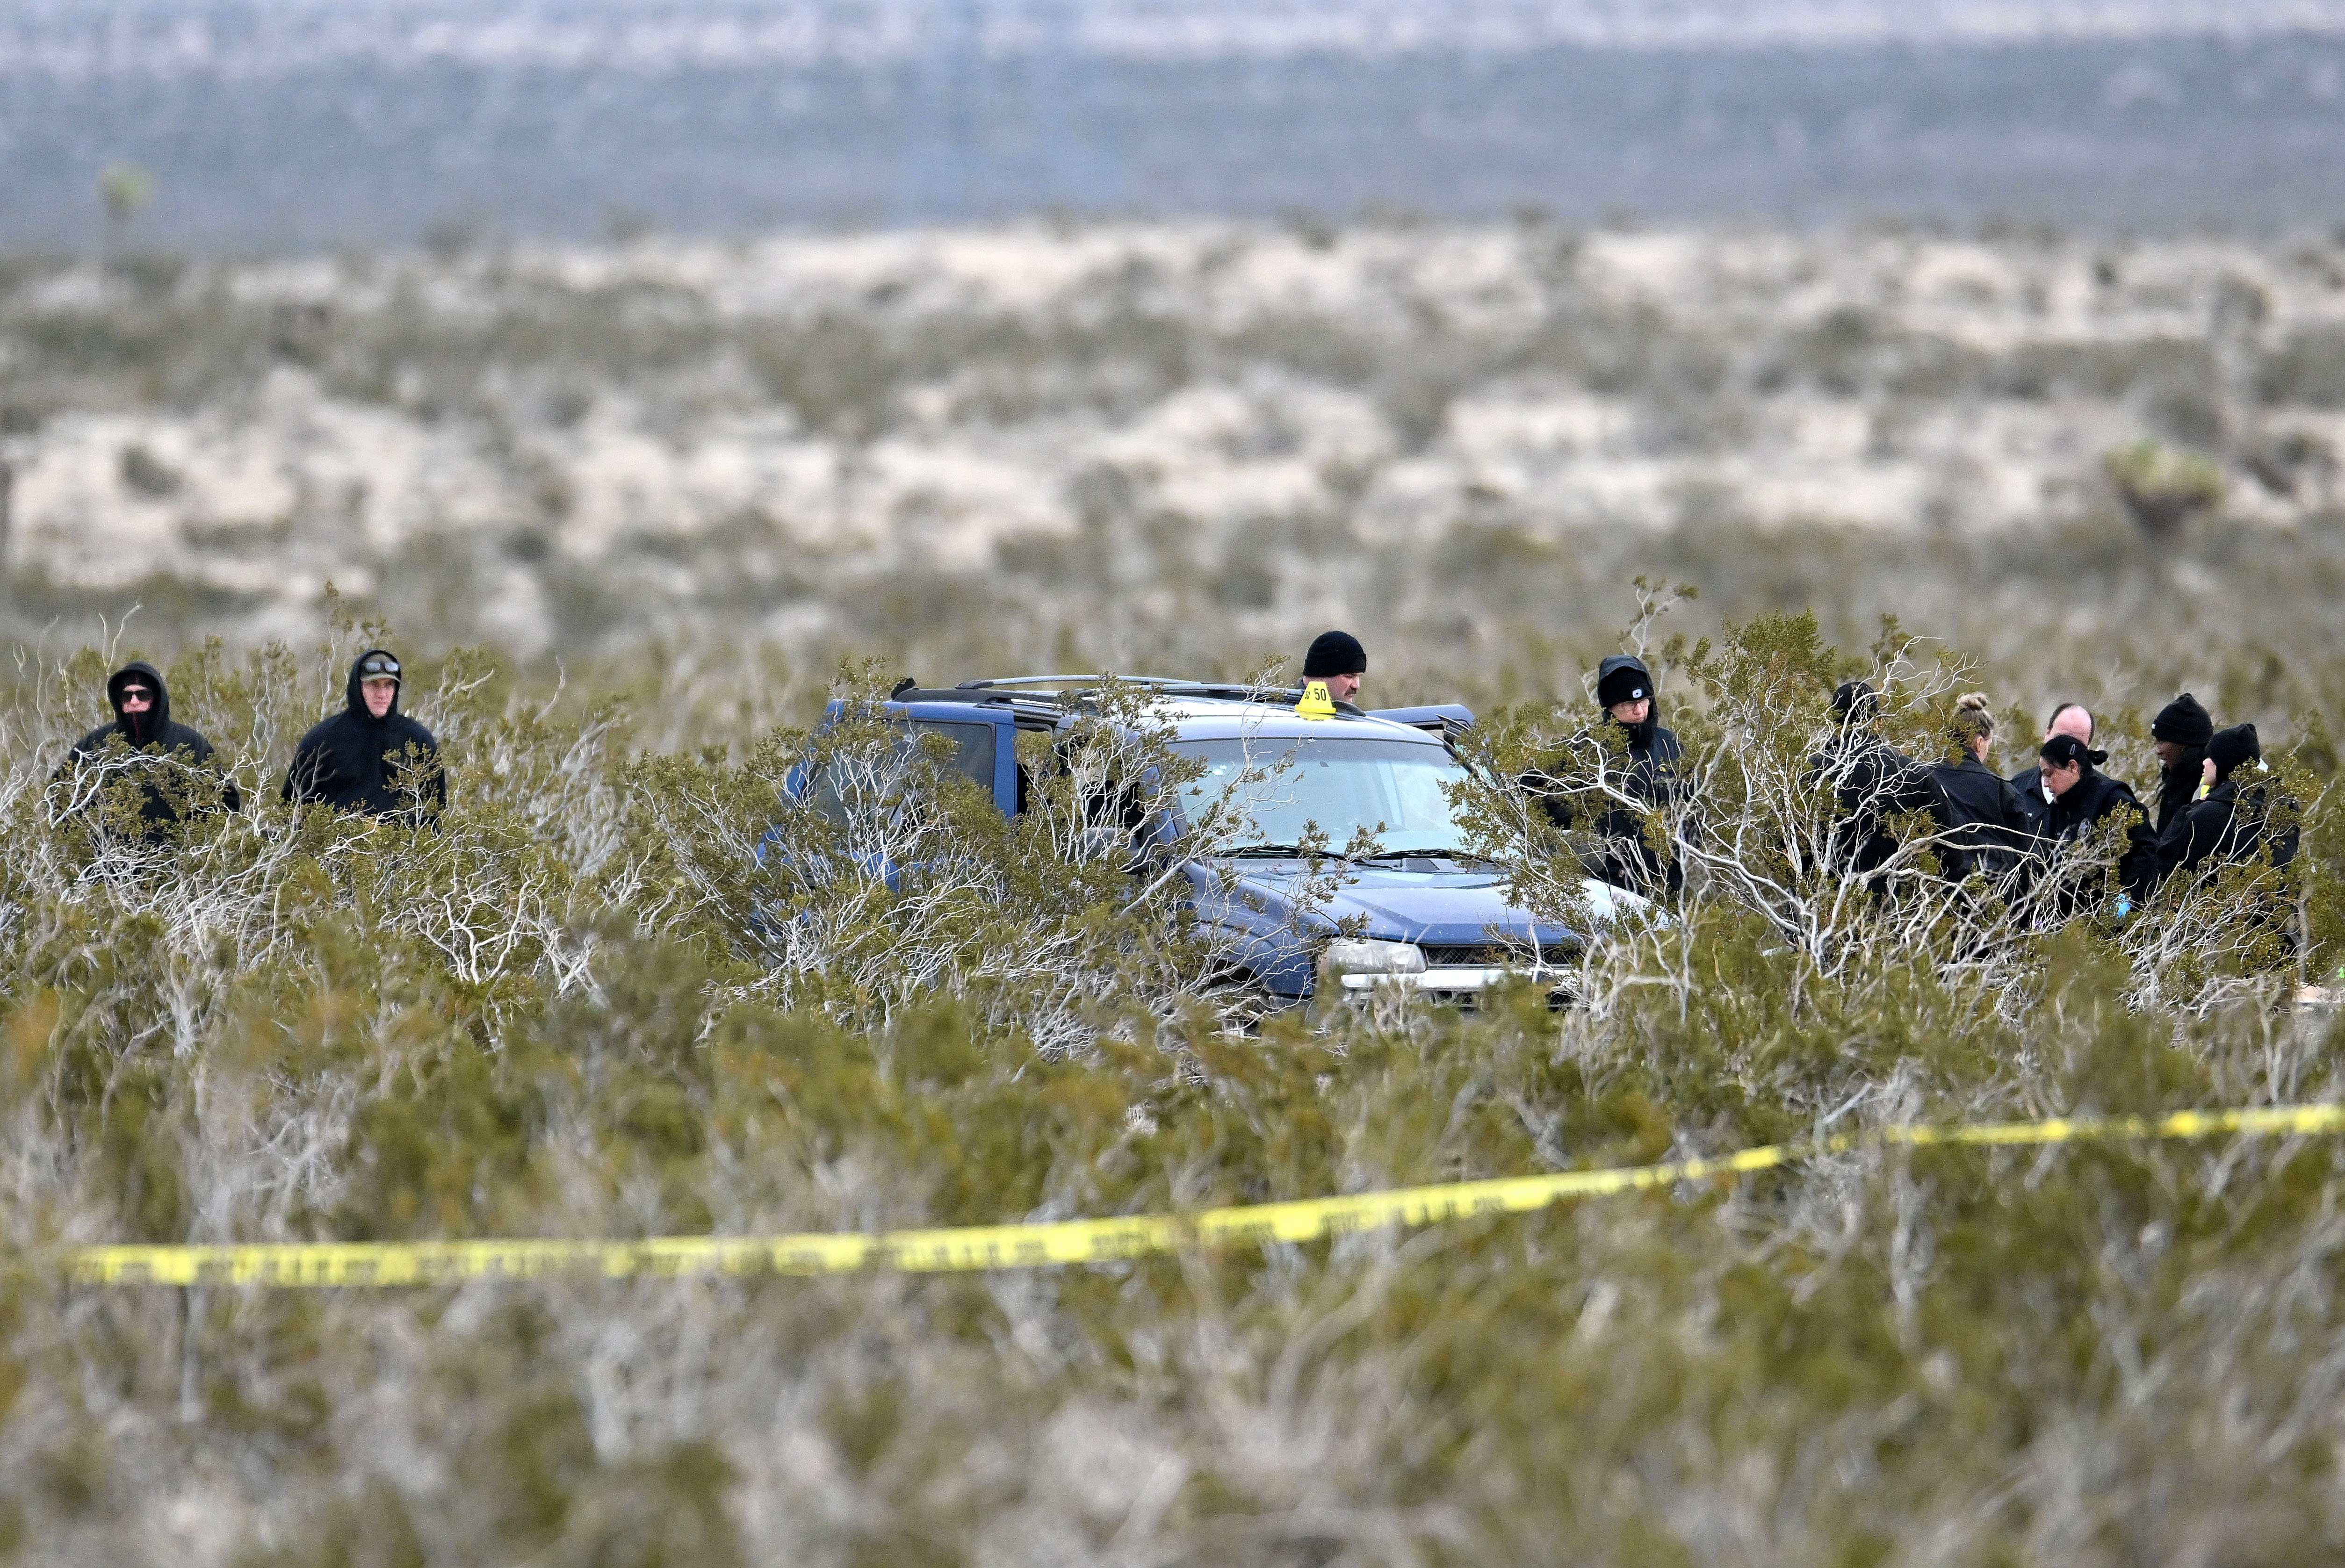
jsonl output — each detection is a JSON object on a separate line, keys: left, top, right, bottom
{"left": 5, "top": 220, "right": 2342, "bottom": 650}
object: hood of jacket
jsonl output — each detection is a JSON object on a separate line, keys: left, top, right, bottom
{"left": 345, "top": 649, "right": 403, "bottom": 725}
{"left": 107, "top": 661, "right": 171, "bottom": 745}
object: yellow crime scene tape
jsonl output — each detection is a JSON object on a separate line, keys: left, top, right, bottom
{"left": 61, "top": 1102, "right": 2345, "bottom": 1289}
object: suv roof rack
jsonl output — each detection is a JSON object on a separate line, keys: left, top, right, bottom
{"left": 895, "top": 674, "right": 1278, "bottom": 700}
{"left": 954, "top": 675, "right": 1189, "bottom": 689}
{"left": 889, "top": 675, "right": 1363, "bottom": 718}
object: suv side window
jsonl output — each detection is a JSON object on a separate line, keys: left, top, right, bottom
{"left": 909, "top": 721, "right": 997, "bottom": 793}
{"left": 803, "top": 719, "right": 1001, "bottom": 826}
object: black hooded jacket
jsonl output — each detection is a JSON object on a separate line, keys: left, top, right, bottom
{"left": 1808, "top": 705, "right": 1941, "bottom": 881}
{"left": 2146, "top": 775, "right": 2298, "bottom": 892}
{"left": 1926, "top": 753, "right": 2031, "bottom": 882}
{"left": 2036, "top": 766, "right": 2157, "bottom": 907}
{"left": 1522, "top": 655, "right": 1685, "bottom": 895}
{"left": 57, "top": 661, "right": 241, "bottom": 832}
{"left": 281, "top": 651, "right": 446, "bottom": 820}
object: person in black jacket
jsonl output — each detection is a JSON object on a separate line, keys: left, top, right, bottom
{"left": 2149, "top": 691, "right": 2215, "bottom": 837}
{"left": 2146, "top": 723, "right": 2296, "bottom": 891}
{"left": 2031, "top": 733, "right": 2157, "bottom": 916}
{"left": 1928, "top": 692, "right": 2032, "bottom": 884}
{"left": 282, "top": 649, "right": 446, "bottom": 821}
{"left": 1522, "top": 653, "right": 1685, "bottom": 896}
{"left": 2009, "top": 701, "right": 2094, "bottom": 836}
{"left": 55, "top": 660, "right": 242, "bottom": 838}
{"left": 1811, "top": 679, "right": 1941, "bottom": 884}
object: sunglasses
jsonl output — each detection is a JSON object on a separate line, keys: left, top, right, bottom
{"left": 119, "top": 688, "right": 153, "bottom": 703}
{"left": 358, "top": 656, "right": 401, "bottom": 679}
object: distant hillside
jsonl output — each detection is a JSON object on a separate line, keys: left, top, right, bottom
{"left": 5, "top": 217, "right": 2343, "bottom": 665}
{"left": 5, "top": 3, "right": 2345, "bottom": 248}
{"left": 11, "top": 0, "right": 2345, "bottom": 70}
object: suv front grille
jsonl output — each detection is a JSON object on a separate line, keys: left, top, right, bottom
{"left": 1419, "top": 944, "right": 1576, "bottom": 969}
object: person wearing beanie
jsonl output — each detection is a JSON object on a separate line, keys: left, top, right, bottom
{"left": 2149, "top": 691, "right": 2215, "bottom": 836}
{"left": 2008, "top": 701, "right": 2094, "bottom": 836}
{"left": 2032, "top": 732, "right": 2156, "bottom": 913}
{"left": 1829, "top": 678, "right": 1882, "bottom": 726}
{"left": 2145, "top": 722, "right": 2296, "bottom": 889}
{"left": 1521, "top": 653, "right": 1685, "bottom": 895}
{"left": 282, "top": 649, "right": 446, "bottom": 822}
{"left": 1810, "top": 678, "right": 1941, "bottom": 884}
{"left": 54, "top": 659, "right": 242, "bottom": 840}
{"left": 1300, "top": 631, "right": 1367, "bottom": 705}
{"left": 1594, "top": 655, "right": 1652, "bottom": 715}
{"left": 1927, "top": 693, "right": 2032, "bottom": 884}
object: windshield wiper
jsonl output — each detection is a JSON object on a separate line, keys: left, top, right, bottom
{"left": 1346, "top": 847, "right": 1499, "bottom": 867}
{"left": 1222, "top": 842, "right": 1316, "bottom": 858}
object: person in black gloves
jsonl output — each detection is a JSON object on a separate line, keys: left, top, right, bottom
{"left": 282, "top": 649, "right": 446, "bottom": 822}
{"left": 2149, "top": 691, "right": 2215, "bottom": 837}
{"left": 1523, "top": 653, "right": 1685, "bottom": 896}
{"left": 2031, "top": 733, "right": 2156, "bottom": 916}
{"left": 1928, "top": 692, "right": 2031, "bottom": 884}
{"left": 2146, "top": 723, "right": 2296, "bottom": 890}
{"left": 1300, "top": 631, "right": 1367, "bottom": 706}
{"left": 56, "top": 660, "right": 242, "bottom": 838}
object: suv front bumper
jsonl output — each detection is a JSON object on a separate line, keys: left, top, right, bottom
{"left": 1334, "top": 967, "right": 1571, "bottom": 1004}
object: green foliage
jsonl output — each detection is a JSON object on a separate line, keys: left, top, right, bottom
{"left": 14, "top": 220, "right": 2345, "bottom": 1559}
{"left": 0, "top": 596, "right": 2338, "bottom": 1564}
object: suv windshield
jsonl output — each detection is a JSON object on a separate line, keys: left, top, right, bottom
{"left": 1171, "top": 736, "right": 1473, "bottom": 856}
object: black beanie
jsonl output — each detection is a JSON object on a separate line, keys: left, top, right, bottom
{"left": 1303, "top": 631, "right": 1366, "bottom": 679}
{"left": 2207, "top": 723, "right": 2260, "bottom": 780}
{"left": 2152, "top": 692, "right": 2214, "bottom": 748}
{"left": 1832, "top": 680, "right": 1877, "bottom": 724}
{"left": 1594, "top": 655, "right": 1652, "bottom": 710}
{"left": 2040, "top": 734, "right": 2102, "bottom": 770}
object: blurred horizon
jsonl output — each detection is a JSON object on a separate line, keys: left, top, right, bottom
{"left": 8, "top": 0, "right": 2345, "bottom": 251}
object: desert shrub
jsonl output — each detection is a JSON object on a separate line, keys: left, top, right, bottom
{"left": 2103, "top": 439, "right": 2228, "bottom": 540}
{"left": 0, "top": 595, "right": 2338, "bottom": 1559}
{"left": 2258, "top": 324, "right": 2345, "bottom": 407}
{"left": 10, "top": 219, "right": 2345, "bottom": 1555}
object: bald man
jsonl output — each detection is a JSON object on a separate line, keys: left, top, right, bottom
{"left": 2010, "top": 702, "right": 2095, "bottom": 836}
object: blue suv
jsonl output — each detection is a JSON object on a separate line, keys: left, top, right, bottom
{"left": 784, "top": 676, "right": 1640, "bottom": 1007}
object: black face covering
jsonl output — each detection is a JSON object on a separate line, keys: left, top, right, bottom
{"left": 119, "top": 691, "right": 158, "bottom": 743}
{"left": 107, "top": 661, "right": 172, "bottom": 747}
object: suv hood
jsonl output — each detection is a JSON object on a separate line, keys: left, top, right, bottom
{"left": 1225, "top": 860, "right": 1583, "bottom": 948}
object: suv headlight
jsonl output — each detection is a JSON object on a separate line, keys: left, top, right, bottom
{"left": 1321, "top": 938, "right": 1426, "bottom": 975}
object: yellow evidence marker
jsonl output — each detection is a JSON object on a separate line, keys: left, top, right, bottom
{"left": 1297, "top": 680, "right": 1338, "bottom": 719}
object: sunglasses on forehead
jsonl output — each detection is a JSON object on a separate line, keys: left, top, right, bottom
{"left": 358, "top": 656, "right": 401, "bottom": 679}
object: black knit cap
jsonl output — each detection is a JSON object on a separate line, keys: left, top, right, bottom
{"left": 1594, "top": 655, "right": 1652, "bottom": 710}
{"left": 2207, "top": 723, "right": 2261, "bottom": 780}
{"left": 2040, "top": 734, "right": 2102, "bottom": 770}
{"left": 1303, "top": 630, "right": 1366, "bottom": 679}
{"left": 1832, "top": 680, "right": 1878, "bottom": 723}
{"left": 2152, "top": 692, "right": 2214, "bottom": 748}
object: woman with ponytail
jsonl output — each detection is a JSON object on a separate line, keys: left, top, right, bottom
{"left": 1927, "top": 693, "right": 2032, "bottom": 883}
